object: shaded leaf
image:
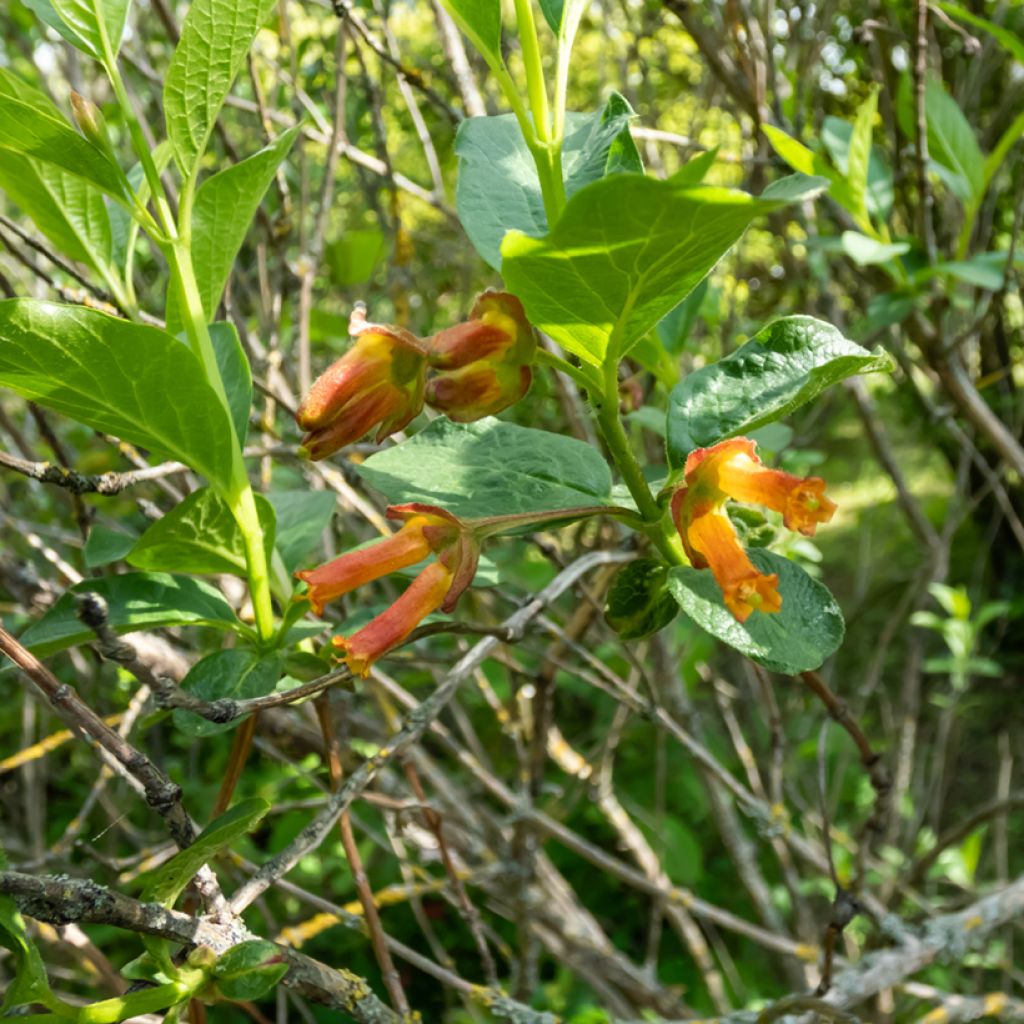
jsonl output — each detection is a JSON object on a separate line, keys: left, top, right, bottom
{"left": 173, "top": 650, "right": 282, "bottom": 736}
{"left": 356, "top": 417, "right": 613, "bottom": 519}
{"left": 127, "top": 487, "right": 275, "bottom": 578}
{"left": 456, "top": 92, "right": 640, "bottom": 269}
{"left": 17, "top": 573, "right": 241, "bottom": 658}
{"left": 142, "top": 798, "right": 270, "bottom": 907}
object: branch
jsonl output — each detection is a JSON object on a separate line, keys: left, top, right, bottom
{"left": 0, "top": 619, "right": 228, "bottom": 917}
{"left": 228, "top": 550, "right": 633, "bottom": 913}
{"left": 0, "top": 449, "right": 191, "bottom": 494}
{"left": 0, "top": 871, "right": 401, "bottom": 1024}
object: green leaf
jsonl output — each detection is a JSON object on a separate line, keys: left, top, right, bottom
{"left": 210, "top": 321, "right": 253, "bottom": 443}
{"left": 668, "top": 550, "right": 845, "bottom": 674}
{"left": 166, "top": 127, "right": 299, "bottom": 333}
{"left": 127, "top": 487, "right": 275, "bottom": 578}
{"left": 0, "top": 68, "right": 125, "bottom": 197}
{"left": 17, "top": 572, "right": 240, "bottom": 658}
{"left": 666, "top": 316, "right": 893, "bottom": 466}
{"left": 927, "top": 78, "right": 985, "bottom": 200}
{"left": 355, "top": 417, "right": 613, "bottom": 519}
{"left": 442, "top": 0, "right": 502, "bottom": 64}
{"left": 840, "top": 231, "right": 909, "bottom": 266}
{"left": 212, "top": 941, "right": 288, "bottom": 1001}
{"left": 657, "top": 279, "right": 708, "bottom": 356}
{"left": 846, "top": 86, "right": 879, "bottom": 223}
{"left": 935, "top": 3, "right": 1024, "bottom": 65}
{"left": 0, "top": 847, "right": 54, "bottom": 1011}
{"left": 897, "top": 77, "right": 986, "bottom": 202}
{"left": 142, "top": 798, "right": 270, "bottom": 907}
{"left": 502, "top": 173, "right": 827, "bottom": 369}
{"left": 819, "top": 118, "right": 893, "bottom": 220}
{"left": 326, "top": 228, "right": 386, "bottom": 286}
{"left": 83, "top": 525, "right": 137, "bottom": 567}
{"left": 537, "top": 0, "right": 564, "bottom": 31}
{"left": 266, "top": 490, "right": 337, "bottom": 573}
{"left": 456, "top": 92, "right": 640, "bottom": 269}
{"left": 604, "top": 559, "right": 679, "bottom": 640}
{"left": 927, "top": 253, "right": 1007, "bottom": 290}
{"left": 172, "top": 650, "right": 282, "bottom": 736}
{"left": 0, "top": 151, "right": 112, "bottom": 273}
{"left": 43, "top": 0, "right": 131, "bottom": 58}
{"left": 671, "top": 147, "right": 718, "bottom": 185}
{"left": 0, "top": 300, "right": 238, "bottom": 493}
{"left": 163, "top": 0, "right": 275, "bottom": 175}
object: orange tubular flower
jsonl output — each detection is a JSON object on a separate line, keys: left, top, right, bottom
{"left": 671, "top": 438, "right": 836, "bottom": 623}
{"left": 425, "top": 291, "right": 535, "bottom": 422}
{"left": 296, "top": 308, "right": 427, "bottom": 460}
{"left": 296, "top": 503, "right": 479, "bottom": 677}
{"left": 332, "top": 561, "right": 455, "bottom": 677}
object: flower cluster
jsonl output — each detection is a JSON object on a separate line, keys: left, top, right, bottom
{"left": 296, "top": 503, "right": 479, "bottom": 677}
{"left": 425, "top": 291, "right": 535, "bottom": 422}
{"left": 296, "top": 292, "right": 535, "bottom": 460}
{"left": 670, "top": 438, "right": 836, "bottom": 622}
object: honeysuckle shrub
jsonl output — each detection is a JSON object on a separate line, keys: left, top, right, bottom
{"left": 0, "top": 0, "right": 1020, "bottom": 1019}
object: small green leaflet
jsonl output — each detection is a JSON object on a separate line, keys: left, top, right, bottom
{"left": 142, "top": 798, "right": 270, "bottom": 908}
{"left": 456, "top": 93, "right": 641, "bottom": 269}
{"left": 173, "top": 650, "right": 283, "bottom": 736}
{"left": 0, "top": 300, "right": 238, "bottom": 493}
{"left": 212, "top": 941, "right": 289, "bottom": 1001}
{"left": 666, "top": 316, "right": 893, "bottom": 467}
{"left": 840, "top": 231, "right": 909, "bottom": 267}
{"left": 164, "top": 0, "right": 276, "bottom": 176}
{"left": 0, "top": 69, "right": 125, "bottom": 198}
{"left": 501, "top": 173, "right": 827, "bottom": 370}
{"left": 356, "top": 417, "right": 613, "bottom": 519}
{"left": 27, "top": 0, "right": 131, "bottom": 59}
{"left": 128, "top": 487, "right": 275, "bottom": 580}
{"left": 440, "top": 0, "right": 502, "bottom": 65}
{"left": 0, "top": 151, "right": 112, "bottom": 275}
{"left": 18, "top": 573, "right": 242, "bottom": 658}
{"left": 604, "top": 559, "right": 679, "bottom": 640}
{"left": 0, "top": 844, "right": 55, "bottom": 1012}
{"left": 668, "top": 551, "right": 845, "bottom": 674}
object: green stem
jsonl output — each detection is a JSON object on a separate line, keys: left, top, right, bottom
{"left": 76, "top": 974, "right": 204, "bottom": 1023}
{"left": 535, "top": 347, "right": 597, "bottom": 389}
{"left": 513, "top": 0, "right": 550, "bottom": 142}
{"left": 102, "top": 47, "right": 276, "bottom": 644}
{"left": 591, "top": 364, "right": 684, "bottom": 566}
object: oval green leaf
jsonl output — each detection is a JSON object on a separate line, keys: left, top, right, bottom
{"left": 501, "top": 173, "right": 827, "bottom": 369}
{"left": 0, "top": 299, "right": 238, "bottom": 493}
{"left": 355, "top": 417, "right": 613, "bottom": 519}
{"left": 666, "top": 316, "right": 893, "bottom": 467}
{"left": 667, "top": 550, "right": 844, "bottom": 674}
{"left": 17, "top": 573, "right": 241, "bottom": 659}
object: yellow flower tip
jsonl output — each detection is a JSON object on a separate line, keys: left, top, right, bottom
{"left": 331, "top": 636, "right": 374, "bottom": 678}
{"left": 785, "top": 478, "right": 838, "bottom": 535}
{"left": 723, "top": 572, "right": 782, "bottom": 622}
